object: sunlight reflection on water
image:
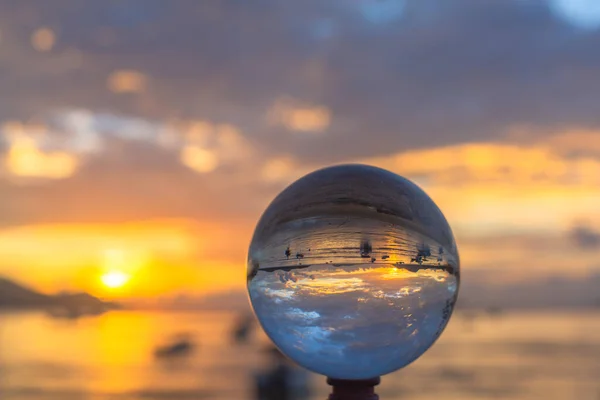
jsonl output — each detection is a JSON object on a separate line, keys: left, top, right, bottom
{"left": 0, "top": 310, "right": 598, "bottom": 400}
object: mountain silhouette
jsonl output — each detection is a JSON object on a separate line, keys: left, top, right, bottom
{"left": 0, "top": 276, "right": 119, "bottom": 315}
{"left": 0, "top": 277, "right": 48, "bottom": 307}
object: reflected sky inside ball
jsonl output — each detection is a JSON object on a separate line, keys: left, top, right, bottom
{"left": 247, "top": 164, "right": 460, "bottom": 379}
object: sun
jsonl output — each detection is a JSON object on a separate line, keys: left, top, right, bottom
{"left": 101, "top": 271, "right": 130, "bottom": 289}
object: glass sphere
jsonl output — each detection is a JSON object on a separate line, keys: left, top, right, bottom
{"left": 247, "top": 164, "right": 460, "bottom": 379}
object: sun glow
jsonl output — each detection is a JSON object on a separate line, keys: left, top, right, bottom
{"left": 101, "top": 271, "right": 130, "bottom": 289}
{"left": 99, "top": 248, "right": 136, "bottom": 290}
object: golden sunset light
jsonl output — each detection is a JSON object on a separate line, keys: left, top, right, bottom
{"left": 101, "top": 271, "right": 130, "bottom": 289}
{"left": 1, "top": 2, "right": 600, "bottom": 399}
{"left": 0, "top": 220, "right": 250, "bottom": 298}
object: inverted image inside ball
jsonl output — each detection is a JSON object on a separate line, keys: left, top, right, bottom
{"left": 247, "top": 164, "right": 460, "bottom": 379}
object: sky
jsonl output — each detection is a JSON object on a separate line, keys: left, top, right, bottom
{"left": 1, "top": 0, "right": 600, "bottom": 300}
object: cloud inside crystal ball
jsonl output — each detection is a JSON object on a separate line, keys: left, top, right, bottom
{"left": 247, "top": 164, "right": 460, "bottom": 379}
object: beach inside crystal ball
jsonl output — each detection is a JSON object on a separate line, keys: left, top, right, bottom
{"left": 247, "top": 164, "right": 460, "bottom": 379}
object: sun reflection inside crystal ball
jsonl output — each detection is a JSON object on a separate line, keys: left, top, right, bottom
{"left": 247, "top": 164, "right": 460, "bottom": 379}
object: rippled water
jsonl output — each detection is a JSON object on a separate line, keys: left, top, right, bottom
{"left": 249, "top": 216, "right": 453, "bottom": 269}
{"left": 248, "top": 215, "right": 459, "bottom": 379}
{"left": 249, "top": 262, "right": 457, "bottom": 379}
{"left": 1, "top": 310, "right": 599, "bottom": 400}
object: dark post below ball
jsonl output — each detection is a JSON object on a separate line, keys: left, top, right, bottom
{"left": 327, "top": 377, "right": 381, "bottom": 400}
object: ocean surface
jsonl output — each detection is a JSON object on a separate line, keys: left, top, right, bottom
{"left": 0, "top": 310, "right": 598, "bottom": 400}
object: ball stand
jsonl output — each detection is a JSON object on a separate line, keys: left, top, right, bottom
{"left": 327, "top": 377, "right": 380, "bottom": 400}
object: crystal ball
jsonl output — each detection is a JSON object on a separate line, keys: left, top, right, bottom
{"left": 247, "top": 164, "right": 460, "bottom": 379}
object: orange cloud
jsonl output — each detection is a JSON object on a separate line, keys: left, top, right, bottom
{"left": 359, "top": 135, "right": 600, "bottom": 236}
{"left": 107, "top": 70, "right": 148, "bottom": 93}
{"left": 546, "top": 129, "right": 600, "bottom": 156}
{"left": 267, "top": 96, "right": 331, "bottom": 133}
{"left": 180, "top": 145, "right": 219, "bottom": 173}
{"left": 178, "top": 119, "right": 252, "bottom": 173}
{"left": 261, "top": 156, "right": 297, "bottom": 183}
{"left": 367, "top": 143, "right": 572, "bottom": 184}
{"left": 2, "top": 121, "right": 79, "bottom": 179}
{"left": 30, "top": 27, "right": 55, "bottom": 52}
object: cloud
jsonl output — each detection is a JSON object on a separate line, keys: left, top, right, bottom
{"left": 355, "top": 132, "right": 600, "bottom": 236}
{"left": 260, "top": 156, "right": 297, "bottom": 183}
{"left": 107, "top": 69, "right": 148, "bottom": 94}
{"left": 1, "top": 0, "right": 600, "bottom": 163}
{"left": 549, "top": 0, "right": 600, "bottom": 30}
{"left": 267, "top": 97, "right": 331, "bottom": 133}
{"left": 544, "top": 129, "right": 600, "bottom": 158}
{"left": 2, "top": 1, "right": 600, "bottom": 289}
{"left": 30, "top": 27, "right": 56, "bottom": 52}
{"left": 4, "top": 107, "right": 600, "bottom": 264}
{"left": 363, "top": 132, "right": 600, "bottom": 187}
{"left": 177, "top": 120, "right": 254, "bottom": 173}
{"left": 1, "top": 120, "right": 81, "bottom": 180}
{"left": 0, "top": 109, "right": 258, "bottom": 180}
{"left": 180, "top": 145, "right": 218, "bottom": 173}
{"left": 4, "top": 134, "right": 78, "bottom": 179}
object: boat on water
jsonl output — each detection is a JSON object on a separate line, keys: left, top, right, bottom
{"left": 154, "top": 335, "right": 196, "bottom": 359}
